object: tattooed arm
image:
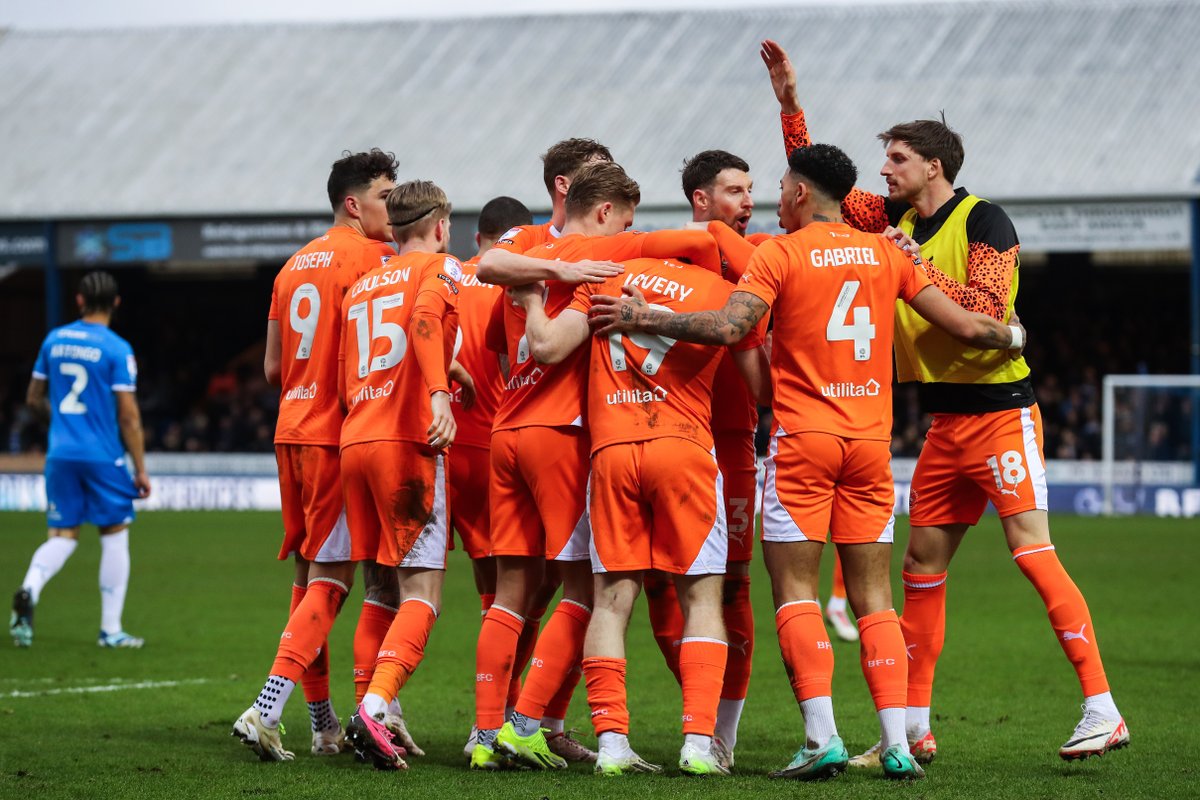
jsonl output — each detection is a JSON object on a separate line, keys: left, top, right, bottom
{"left": 590, "top": 285, "right": 769, "bottom": 346}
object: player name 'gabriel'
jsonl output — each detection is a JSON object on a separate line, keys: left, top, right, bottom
{"left": 809, "top": 246, "right": 881, "bottom": 268}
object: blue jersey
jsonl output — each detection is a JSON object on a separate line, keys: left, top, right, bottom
{"left": 32, "top": 320, "right": 137, "bottom": 463}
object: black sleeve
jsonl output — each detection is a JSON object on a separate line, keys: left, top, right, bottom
{"left": 965, "top": 201, "right": 1019, "bottom": 252}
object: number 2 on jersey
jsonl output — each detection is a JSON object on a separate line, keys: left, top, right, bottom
{"left": 826, "top": 280, "right": 876, "bottom": 361}
{"left": 347, "top": 293, "right": 408, "bottom": 378}
{"left": 607, "top": 303, "right": 677, "bottom": 375}
{"left": 58, "top": 362, "right": 88, "bottom": 415}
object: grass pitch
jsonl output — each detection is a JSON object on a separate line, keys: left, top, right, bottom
{"left": 0, "top": 511, "right": 1195, "bottom": 799}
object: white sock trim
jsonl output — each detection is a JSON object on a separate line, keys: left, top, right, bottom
{"left": 903, "top": 574, "right": 947, "bottom": 589}
{"left": 363, "top": 598, "right": 399, "bottom": 612}
{"left": 679, "top": 636, "right": 728, "bottom": 647}
{"left": 401, "top": 597, "right": 439, "bottom": 617}
{"left": 560, "top": 598, "right": 592, "bottom": 614}
{"left": 488, "top": 603, "right": 524, "bottom": 623}
{"left": 307, "top": 577, "right": 349, "bottom": 593}
{"left": 777, "top": 599, "right": 820, "bottom": 612}
{"left": 1012, "top": 544, "right": 1056, "bottom": 561}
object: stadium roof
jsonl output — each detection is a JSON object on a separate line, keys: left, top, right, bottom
{"left": 0, "top": 0, "right": 1197, "bottom": 218}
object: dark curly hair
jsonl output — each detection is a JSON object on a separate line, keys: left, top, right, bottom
{"left": 681, "top": 150, "right": 750, "bottom": 205}
{"left": 326, "top": 148, "right": 399, "bottom": 212}
{"left": 787, "top": 144, "right": 857, "bottom": 203}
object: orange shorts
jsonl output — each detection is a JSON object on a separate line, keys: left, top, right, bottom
{"left": 909, "top": 405, "right": 1048, "bottom": 527}
{"left": 489, "top": 426, "right": 590, "bottom": 561}
{"left": 449, "top": 443, "right": 491, "bottom": 559}
{"left": 341, "top": 441, "right": 449, "bottom": 568}
{"left": 714, "top": 430, "right": 757, "bottom": 563}
{"left": 275, "top": 444, "right": 351, "bottom": 562}
{"left": 761, "top": 433, "right": 895, "bottom": 545}
{"left": 589, "top": 439, "right": 727, "bottom": 575}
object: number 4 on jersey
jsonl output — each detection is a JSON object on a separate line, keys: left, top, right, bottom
{"left": 827, "top": 280, "right": 876, "bottom": 361}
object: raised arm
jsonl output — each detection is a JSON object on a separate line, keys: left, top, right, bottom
{"left": 907, "top": 285, "right": 1022, "bottom": 351}
{"left": 590, "top": 285, "right": 769, "bottom": 347}
{"left": 508, "top": 284, "right": 590, "bottom": 364}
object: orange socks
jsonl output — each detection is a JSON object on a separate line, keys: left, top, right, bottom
{"left": 515, "top": 600, "right": 591, "bottom": 722}
{"left": 288, "top": 584, "right": 332, "bottom": 704}
{"left": 899, "top": 570, "right": 947, "bottom": 708}
{"left": 544, "top": 662, "right": 581, "bottom": 722}
{"left": 583, "top": 656, "right": 629, "bottom": 736}
{"left": 679, "top": 638, "right": 728, "bottom": 736}
{"left": 475, "top": 604, "right": 525, "bottom": 730}
{"left": 507, "top": 606, "right": 544, "bottom": 710}
{"left": 365, "top": 598, "right": 438, "bottom": 702}
{"left": 270, "top": 578, "right": 348, "bottom": 684}
{"left": 1013, "top": 544, "right": 1110, "bottom": 695}
{"left": 775, "top": 600, "right": 833, "bottom": 702}
{"left": 645, "top": 572, "right": 684, "bottom": 683}
{"left": 480, "top": 593, "right": 495, "bottom": 616}
{"left": 353, "top": 600, "right": 396, "bottom": 704}
{"left": 831, "top": 553, "right": 846, "bottom": 600}
{"left": 721, "top": 574, "right": 753, "bottom": 701}
{"left": 858, "top": 609, "right": 908, "bottom": 710}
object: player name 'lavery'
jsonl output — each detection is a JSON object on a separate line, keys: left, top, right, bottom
{"left": 350, "top": 267, "right": 411, "bottom": 297}
{"left": 809, "top": 246, "right": 881, "bottom": 268}
{"left": 290, "top": 251, "right": 334, "bottom": 271}
{"left": 624, "top": 272, "right": 694, "bottom": 302}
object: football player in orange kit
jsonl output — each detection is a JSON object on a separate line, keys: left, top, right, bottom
{"left": 507, "top": 233, "right": 770, "bottom": 775}
{"left": 591, "top": 144, "right": 1024, "bottom": 782}
{"left": 337, "top": 180, "right": 462, "bottom": 770}
{"left": 233, "top": 149, "right": 397, "bottom": 762}
{"left": 473, "top": 161, "right": 725, "bottom": 770}
{"left": 762, "top": 38, "right": 1126, "bottom": 765}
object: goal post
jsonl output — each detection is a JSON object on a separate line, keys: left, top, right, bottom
{"left": 1102, "top": 374, "right": 1200, "bottom": 515}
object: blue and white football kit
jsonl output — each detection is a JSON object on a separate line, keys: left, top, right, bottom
{"left": 32, "top": 320, "right": 139, "bottom": 528}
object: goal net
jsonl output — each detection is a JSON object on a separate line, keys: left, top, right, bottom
{"left": 1101, "top": 374, "right": 1200, "bottom": 515}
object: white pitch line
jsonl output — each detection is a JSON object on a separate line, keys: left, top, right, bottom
{"left": 3, "top": 677, "right": 213, "bottom": 699}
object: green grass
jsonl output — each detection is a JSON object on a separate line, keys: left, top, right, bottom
{"left": 0, "top": 511, "right": 1195, "bottom": 799}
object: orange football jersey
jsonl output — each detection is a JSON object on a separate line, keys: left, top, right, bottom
{"left": 339, "top": 251, "right": 461, "bottom": 448}
{"left": 492, "top": 221, "right": 559, "bottom": 256}
{"left": 737, "top": 221, "right": 932, "bottom": 441}
{"left": 569, "top": 257, "right": 757, "bottom": 454}
{"left": 490, "top": 230, "right": 722, "bottom": 433}
{"left": 268, "top": 226, "right": 394, "bottom": 446}
{"left": 452, "top": 256, "right": 505, "bottom": 448}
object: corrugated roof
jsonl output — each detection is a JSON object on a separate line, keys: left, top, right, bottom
{"left": 0, "top": 0, "right": 1197, "bottom": 218}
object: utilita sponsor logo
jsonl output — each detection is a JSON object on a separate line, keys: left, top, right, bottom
{"left": 820, "top": 378, "right": 881, "bottom": 398}
{"left": 284, "top": 382, "right": 318, "bottom": 401}
{"left": 606, "top": 386, "right": 668, "bottom": 405}
{"left": 350, "top": 380, "right": 394, "bottom": 405}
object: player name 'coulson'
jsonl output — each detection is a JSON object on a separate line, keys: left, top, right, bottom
{"left": 290, "top": 251, "right": 334, "bottom": 271}
{"left": 809, "top": 247, "right": 881, "bottom": 268}
{"left": 351, "top": 267, "right": 412, "bottom": 297}
{"left": 624, "top": 273, "right": 694, "bottom": 302}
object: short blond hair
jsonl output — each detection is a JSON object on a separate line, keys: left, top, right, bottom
{"left": 387, "top": 180, "right": 451, "bottom": 242}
